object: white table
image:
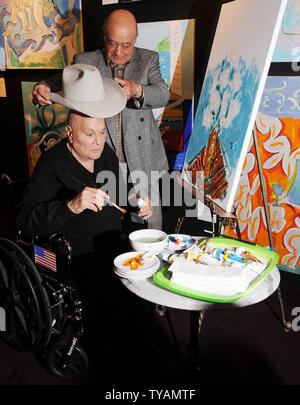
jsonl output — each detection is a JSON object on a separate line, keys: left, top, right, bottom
{"left": 119, "top": 266, "right": 280, "bottom": 311}
{"left": 119, "top": 266, "right": 281, "bottom": 379}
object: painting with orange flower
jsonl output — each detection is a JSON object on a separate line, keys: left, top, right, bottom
{"left": 226, "top": 76, "right": 300, "bottom": 274}
{"left": 22, "top": 81, "right": 68, "bottom": 176}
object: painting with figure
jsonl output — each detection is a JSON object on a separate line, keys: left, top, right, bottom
{"left": 226, "top": 75, "right": 300, "bottom": 274}
{"left": 0, "top": 0, "right": 84, "bottom": 69}
{"left": 135, "top": 19, "right": 195, "bottom": 171}
{"left": 273, "top": 0, "right": 300, "bottom": 62}
{"left": 182, "top": 0, "right": 287, "bottom": 213}
{"left": 22, "top": 82, "right": 69, "bottom": 176}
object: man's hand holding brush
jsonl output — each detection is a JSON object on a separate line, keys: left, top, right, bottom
{"left": 67, "top": 187, "right": 126, "bottom": 214}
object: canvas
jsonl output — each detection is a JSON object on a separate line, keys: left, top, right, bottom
{"left": 226, "top": 76, "right": 300, "bottom": 274}
{"left": 0, "top": 0, "right": 84, "bottom": 69}
{"left": 22, "top": 81, "right": 69, "bottom": 177}
{"left": 182, "top": 0, "right": 287, "bottom": 213}
{"left": 135, "top": 19, "right": 195, "bottom": 171}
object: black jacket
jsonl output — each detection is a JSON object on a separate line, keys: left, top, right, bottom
{"left": 16, "top": 139, "right": 123, "bottom": 257}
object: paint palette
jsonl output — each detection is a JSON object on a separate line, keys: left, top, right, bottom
{"left": 166, "top": 234, "right": 196, "bottom": 251}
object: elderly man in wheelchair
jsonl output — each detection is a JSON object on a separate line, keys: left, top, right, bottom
{"left": 0, "top": 64, "right": 153, "bottom": 380}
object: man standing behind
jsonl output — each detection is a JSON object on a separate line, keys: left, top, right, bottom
{"left": 32, "top": 9, "right": 170, "bottom": 230}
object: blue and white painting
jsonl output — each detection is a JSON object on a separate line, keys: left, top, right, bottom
{"left": 185, "top": 53, "right": 259, "bottom": 203}
{"left": 183, "top": 0, "right": 287, "bottom": 213}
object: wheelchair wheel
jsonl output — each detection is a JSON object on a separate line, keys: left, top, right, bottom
{"left": 0, "top": 238, "right": 52, "bottom": 351}
{"left": 47, "top": 341, "right": 88, "bottom": 379}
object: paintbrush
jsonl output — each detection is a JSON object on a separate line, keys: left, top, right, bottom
{"left": 67, "top": 173, "right": 127, "bottom": 214}
{"left": 106, "top": 199, "right": 127, "bottom": 214}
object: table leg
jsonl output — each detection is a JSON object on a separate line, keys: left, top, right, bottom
{"left": 155, "top": 305, "right": 182, "bottom": 357}
{"left": 277, "top": 287, "right": 292, "bottom": 332}
{"left": 189, "top": 310, "right": 205, "bottom": 380}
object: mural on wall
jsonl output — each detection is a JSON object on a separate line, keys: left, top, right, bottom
{"left": 182, "top": 0, "right": 287, "bottom": 213}
{"left": 226, "top": 76, "right": 300, "bottom": 273}
{"left": 273, "top": 0, "right": 300, "bottom": 62}
{"left": 0, "top": 0, "right": 84, "bottom": 69}
{"left": 135, "top": 19, "right": 195, "bottom": 171}
{"left": 22, "top": 81, "right": 68, "bottom": 176}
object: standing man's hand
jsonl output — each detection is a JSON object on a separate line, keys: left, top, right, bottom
{"left": 32, "top": 84, "right": 52, "bottom": 106}
{"left": 114, "top": 78, "right": 143, "bottom": 100}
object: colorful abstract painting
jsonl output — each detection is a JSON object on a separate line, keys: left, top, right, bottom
{"left": 226, "top": 76, "right": 300, "bottom": 274}
{"left": 22, "top": 81, "right": 68, "bottom": 176}
{"left": 182, "top": 0, "right": 287, "bottom": 213}
{"left": 273, "top": 0, "right": 300, "bottom": 62}
{"left": 0, "top": 0, "right": 84, "bottom": 69}
{"left": 135, "top": 19, "right": 195, "bottom": 170}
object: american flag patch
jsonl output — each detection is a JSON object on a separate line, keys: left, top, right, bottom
{"left": 34, "top": 245, "right": 57, "bottom": 272}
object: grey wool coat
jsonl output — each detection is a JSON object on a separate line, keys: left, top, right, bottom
{"left": 45, "top": 47, "right": 170, "bottom": 193}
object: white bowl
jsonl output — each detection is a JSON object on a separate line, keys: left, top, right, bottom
{"left": 129, "top": 229, "right": 168, "bottom": 254}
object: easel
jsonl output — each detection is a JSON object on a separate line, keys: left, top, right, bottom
{"left": 174, "top": 125, "right": 292, "bottom": 325}
{"left": 252, "top": 126, "right": 292, "bottom": 332}
{"left": 170, "top": 127, "right": 292, "bottom": 378}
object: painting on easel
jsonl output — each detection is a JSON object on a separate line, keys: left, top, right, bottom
{"left": 182, "top": 0, "right": 287, "bottom": 213}
{"left": 226, "top": 75, "right": 300, "bottom": 273}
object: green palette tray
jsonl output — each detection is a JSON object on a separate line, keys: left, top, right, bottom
{"left": 153, "top": 237, "right": 279, "bottom": 303}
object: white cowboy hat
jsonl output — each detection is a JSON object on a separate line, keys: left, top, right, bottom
{"left": 49, "top": 63, "right": 126, "bottom": 118}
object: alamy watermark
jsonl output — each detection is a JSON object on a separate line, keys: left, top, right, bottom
{"left": 291, "top": 307, "right": 300, "bottom": 332}
{"left": 95, "top": 169, "right": 205, "bottom": 218}
{"left": 291, "top": 47, "right": 300, "bottom": 72}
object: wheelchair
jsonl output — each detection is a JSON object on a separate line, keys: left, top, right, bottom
{"left": 0, "top": 174, "right": 89, "bottom": 380}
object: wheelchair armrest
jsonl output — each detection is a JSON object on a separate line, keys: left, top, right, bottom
{"left": 17, "top": 230, "right": 72, "bottom": 260}
{"left": 16, "top": 230, "right": 74, "bottom": 283}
